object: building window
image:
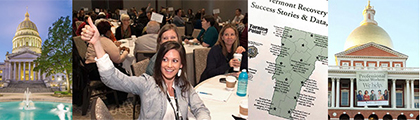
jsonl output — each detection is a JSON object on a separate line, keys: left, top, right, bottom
{"left": 0, "top": 76, "right": 2, "bottom": 81}
{"left": 396, "top": 84, "right": 403, "bottom": 89}
{"left": 381, "top": 63, "right": 388, "bottom": 67}
{"left": 341, "top": 90, "right": 349, "bottom": 106}
{"left": 415, "top": 92, "right": 419, "bottom": 108}
{"left": 396, "top": 91, "right": 403, "bottom": 107}
{"left": 341, "top": 83, "right": 349, "bottom": 88}
{"left": 342, "top": 62, "right": 349, "bottom": 66}
{"left": 52, "top": 76, "right": 55, "bottom": 81}
{"left": 0, "top": 70, "right": 3, "bottom": 74}
{"left": 395, "top": 63, "right": 401, "bottom": 67}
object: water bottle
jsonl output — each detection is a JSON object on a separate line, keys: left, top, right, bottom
{"left": 236, "top": 69, "right": 248, "bottom": 97}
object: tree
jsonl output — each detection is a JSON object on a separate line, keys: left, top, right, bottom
{"left": 34, "top": 16, "right": 72, "bottom": 93}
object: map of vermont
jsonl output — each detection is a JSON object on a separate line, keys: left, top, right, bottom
{"left": 269, "top": 27, "right": 327, "bottom": 119}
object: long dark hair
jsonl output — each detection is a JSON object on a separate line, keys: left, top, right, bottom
{"left": 153, "top": 41, "right": 191, "bottom": 95}
{"left": 215, "top": 24, "right": 239, "bottom": 57}
{"left": 156, "top": 24, "right": 182, "bottom": 51}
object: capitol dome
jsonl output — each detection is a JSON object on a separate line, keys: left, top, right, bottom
{"left": 343, "top": 1, "right": 393, "bottom": 50}
{"left": 12, "top": 11, "right": 42, "bottom": 54}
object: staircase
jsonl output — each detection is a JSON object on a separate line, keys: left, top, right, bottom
{"left": 0, "top": 82, "right": 53, "bottom": 93}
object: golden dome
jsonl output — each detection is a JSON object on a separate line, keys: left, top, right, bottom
{"left": 344, "top": 23, "right": 393, "bottom": 50}
{"left": 12, "top": 10, "right": 42, "bottom": 54}
{"left": 16, "top": 11, "right": 38, "bottom": 31}
{"left": 343, "top": 0, "right": 393, "bottom": 50}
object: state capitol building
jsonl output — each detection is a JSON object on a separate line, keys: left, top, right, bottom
{"left": 328, "top": 2, "right": 419, "bottom": 120}
{"left": 0, "top": 10, "right": 66, "bottom": 91}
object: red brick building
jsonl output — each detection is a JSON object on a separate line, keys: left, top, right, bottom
{"left": 328, "top": 1, "right": 419, "bottom": 120}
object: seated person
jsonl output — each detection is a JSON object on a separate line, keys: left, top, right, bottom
{"left": 115, "top": 14, "right": 137, "bottom": 40}
{"left": 96, "top": 20, "right": 117, "bottom": 42}
{"left": 173, "top": 9, "right": 185, "bottom": 27}
{"left": 200, "top": 24, "right": 247, "bottom": 82}
{"left": 81, "top": 19, "right": 210, "bottom": 119}
{"left": 135, "top": 21, "right": 160, "bottom": 52}
{"left": 146, "top": 24, "right": 183, "bottom": 75}
{"left": 84, "top": 18, "right": 130, "bottom": 104}
{"left": 186, "top": 15, "right": 219, "bottom": 47}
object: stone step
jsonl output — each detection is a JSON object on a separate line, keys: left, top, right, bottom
{"left": 0, "top": 82, "right": 53, "bottom": 93}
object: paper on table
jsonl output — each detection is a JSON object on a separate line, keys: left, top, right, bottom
{"left": 196, "top": 87, "right": 232, "bottom": 102}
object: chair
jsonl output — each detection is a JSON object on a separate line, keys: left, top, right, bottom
{"left": 130, "top": 58, "right": 150, "bottom": 119}
{"left": 76, "top": 21, "right": 84, "bottom": 30}
{"left": 131, "top": 58, "right": 150, "bottom": 77}
{"left": 185, "top": 22, "right": 194, "bottom": 36}
{"left": 193, "top": 48, "right": 211, "bottom": 85}
{"left": 135, "top": 50, "right": 155, "bottom": 62}
{"left": 72, "top": 36, "right": 119, "bottom": 116}
{"left": 192, "top": 29, "right": 201, "bottom": 38}
{"left": 91, "top": 97, "right": 114, "bottom": 120}
{"left": 177, "top": 27, "right": 185, "bottom": 40}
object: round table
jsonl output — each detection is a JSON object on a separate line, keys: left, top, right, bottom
{"left": 194, "top": 75, "right": 248, "bottom": 120}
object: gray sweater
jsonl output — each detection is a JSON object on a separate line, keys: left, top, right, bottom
{"left": 96, "top": 54, "right": 211, "bottom": 120}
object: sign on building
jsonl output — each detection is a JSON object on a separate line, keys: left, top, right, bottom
{"left": 356, "top": 71, "right": 389, "bottom": 106}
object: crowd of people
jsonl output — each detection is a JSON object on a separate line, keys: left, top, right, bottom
{"left": 356, "top": 89, "right": 389, "bottom": 101}
{"left": 74, "top": 4, "right": 248, "bottom": 119}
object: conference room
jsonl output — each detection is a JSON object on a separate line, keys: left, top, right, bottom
{"left": 72, "top": 0, "right": 248, "bottom": 119}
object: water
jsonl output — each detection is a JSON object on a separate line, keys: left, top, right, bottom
{"left": 0, "top": 101, "right": 72, "bottom": 120}
{"left": 236, "top": 69, "right": 248, "bottom": 97}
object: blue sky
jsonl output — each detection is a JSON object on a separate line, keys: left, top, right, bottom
{"left": 0, "top": 0, "right": 72, "bottom": 61}
{"left": 329, "top": 0, "right": 419, "bottom": 67}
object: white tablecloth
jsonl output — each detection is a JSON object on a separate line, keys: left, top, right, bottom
{"left": 193, "top": 75, "right": 248, "bottom": 120}
{"left": 119, "top": 38, "right": 136, "bottom": 76}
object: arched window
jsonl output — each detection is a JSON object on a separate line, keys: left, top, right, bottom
{"left": 354, "top": 114, "right": 364, "bottom": 120}
{"left": 383, "top": 114, "right": 392, "bottom": 120}
{"left": 397, "top": 115, "right": 407, "bottom": 120}
{"left": 368, "top": 114, "right": 378, "bottom": 120}
{"left": 339, "top": 114, "right": 350, "bottom": 120}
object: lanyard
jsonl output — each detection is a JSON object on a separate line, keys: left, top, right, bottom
{"left": 166, "top": 88, "right": 182, "bottom": 120}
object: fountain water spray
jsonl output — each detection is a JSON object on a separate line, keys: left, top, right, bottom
{"left": 19, "top": 88, "right": 35, "bottom": 110}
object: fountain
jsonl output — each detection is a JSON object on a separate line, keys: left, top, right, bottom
{"left": 19, "top": 88, "right": 35, "bottom": 110}
{"left": 0, "top": 88, "right": 72, "bottom": 119}
{"left": 50, "top": 103, "right": 71, "bottom": 120}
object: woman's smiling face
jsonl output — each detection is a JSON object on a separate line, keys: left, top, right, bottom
{"left": 160, "top": 49, "right": 182, "bottom": 81}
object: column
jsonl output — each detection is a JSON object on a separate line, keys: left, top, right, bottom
{"left": 336, "top": 78, "right": 340, "bottom": 107}
{"left": 28, "top": 62, "right": 31, "bottom": 80}
{"left": 350, "top": 78, "right": 354, "bottom": 108}
{"left": 411, "top": 79, "right": 415, "bottom": 108}
{"left": 23, "top": 62, "right": 26, "bottom": 80}
{"left": 392, "top": 79, "right": 396, "bottom": 108}
{"left": 8, "top": 62, "right": 11, "bottom": 80}
{"left": 406, "top": 80, "right": 410, "bottom": 108}
{"left": 13, "top": 62, "right": 16, "bottom": 80}
{"left": 33, "top": 62, "right": 35, "bottom": 80}
{"left": 331, "top": 78, "right": 336, "bottom": 108}
{"left": 18, "top": 62, "right": 21, "bottom": 80}
{"left": 363, "top": 61, "right": 366, "bottom": 69}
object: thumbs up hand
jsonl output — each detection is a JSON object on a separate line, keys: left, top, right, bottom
{"left": 81, "top": 17, "right": 100, "bottom": 45}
